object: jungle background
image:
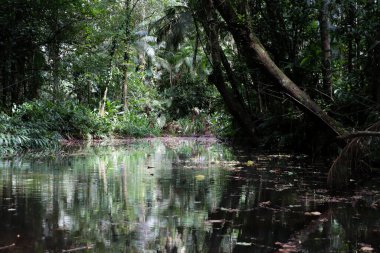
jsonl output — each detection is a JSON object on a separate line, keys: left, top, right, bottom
{"left": 1, "top": 0, "right": 380, "bottom": 186}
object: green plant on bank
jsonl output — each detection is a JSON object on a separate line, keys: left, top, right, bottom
{"left": 161, "top": 111, "right": 234, "bottom": 138}
{"left": 0, "top": 113, "right": 60, "bottom": 155}
{"left": 114, "top": 110, "right": 162, "bottom": 137}
{"left": 12, "top": 100, "right": 110, "bottom": 138}
{"left": 175, "top": 115, "right": 208, "bottom": 136}
{"left": 0, "top": 98, "right": 168, "bottom": 155}
{"left": 0, "top": 95, "right": 233, "bottom": 157}
{"left": 208, "top": 111, "right": 236, "bottom": 138}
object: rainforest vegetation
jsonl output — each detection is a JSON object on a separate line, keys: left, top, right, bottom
{"left": 1, "top": 0, "right": 380, "bottom": 187}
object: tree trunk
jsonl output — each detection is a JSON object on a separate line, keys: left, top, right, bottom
{"left": 50, "top": 42, "right": 60, "bottom": 99}
{"left": 199, "top": 0, "right": 256, "bottom": 138}
{"left": 0, "top": 67, "right": 3, "bottom": 108}
{"left": 11, "top": 62, "right": 20, "bottom": 105}
{"left": 319, "top": 0, "right": 333, "bottom": 99}
{"left": 99, "top": 87, "right": 108, "bottom": 117}
{"left": 123, "top": 0, "right": 131, "bottom": 112}
{"left": 123, "top": 63, "right": 128, "bottom": 111}
{"left": 212, "top": 0, "right": 348, "bottom": 137}
{"left": 219, "top": 47, "right": 248, "bottom": 111}
{"left": 371, "top": 30, "right": 380, "bottom": 104}
{"left": 347, "top": 3, "right": 355, "bottom": 74}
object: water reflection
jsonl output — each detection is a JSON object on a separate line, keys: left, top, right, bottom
{"left": 0, "top": 138, "right": 379, "bottom": 253}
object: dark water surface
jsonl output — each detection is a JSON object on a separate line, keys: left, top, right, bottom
{"left": 0, "top": 138, "right": 379, "bottom": 253}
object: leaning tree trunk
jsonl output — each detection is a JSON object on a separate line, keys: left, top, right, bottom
{"left": 319, "top": 0, "right": 333, "bottom": 99}
{"left": 198, "top": 1, "right": 256, "bottom": 138}
{"left": 212, "top": 0, "right": 348, "bottom": 137}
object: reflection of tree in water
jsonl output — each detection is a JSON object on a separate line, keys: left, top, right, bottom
{"left": 300, "top": 202, "right": 380, "bottom": 252}
{"left": 141, "top": 139, "right": 230, "bottom": 253}
{"left": 203, "top": 152, "right": 380, "bottom": 253}
{"left": 202, "top": 154, "right": 328, "bottom": 253}
{"left": 1, "top": 141, "right": 380, "bottom": 252}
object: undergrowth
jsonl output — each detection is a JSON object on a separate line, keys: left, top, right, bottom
{"left": 0, "top": 99, "right": 232, "bottom": 156}
{"left": 0, "top": 113, "right": 60, "bottom": 155}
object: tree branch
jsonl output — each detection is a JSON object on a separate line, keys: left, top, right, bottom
{"left": 337, "top": 131, "right": 380, "bottom": 139}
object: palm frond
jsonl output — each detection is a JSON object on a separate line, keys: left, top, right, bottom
{"left": 328, "top": 121, "right": 380, "bottom": 188}
{"left": 150, "top": 5, "right": 194, "bottom": 50}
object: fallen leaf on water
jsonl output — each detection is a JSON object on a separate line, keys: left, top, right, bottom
{"left": 195, "top": 175, "right": 205, "bottom": 181}
{"left": 235, "top": 242, "right": 252, "bottom": 246}
{"left": 282, "top": 244, "right": 297, "bottom": 249}
{"left": 259, "top": 201, "right": 271, "bottom": 207}
{"left": 256, "top": 167, "right": 266, "bottom": 171}
{"left": 220, "top": 207, "right": 240, "bottom": 213}
{"left": 223, "top": 160, "right": 240, "bottom": 165}
{"left": 205, "top": 219, "right": 224, "bottom": 224}
{"left": 304, "top": 211, "right": 321, "bottom": 216}
{"left": 245, "top": 160, "right": 255, "bottom": 167}
{"left": 278, "top": 249, "right": 298, "bottom": 253}
{"left": 360, "top": 246, "right": 374, "bottom": 252}
{"left": 274, "top": 242, "right": 298, "bottom": 253}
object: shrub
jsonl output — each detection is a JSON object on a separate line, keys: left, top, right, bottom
{"left": 0, "top": 113, "right": 60, "bottom": 155}
{"left": 12, "top": 100, "right": 110, "bottom": 138}
{"left": 114, "top": 111, "right": 161, "bottom": 137}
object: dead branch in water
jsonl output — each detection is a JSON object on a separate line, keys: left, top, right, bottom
{"left": 337, "top": 131, "right": 380, "bottom": 140}
{"left": 329, "top": 121, "right": 380, "bottom": 188}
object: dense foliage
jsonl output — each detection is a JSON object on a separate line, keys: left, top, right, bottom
{"left": 0, "top": 0, "right": 379, "bottom": 167}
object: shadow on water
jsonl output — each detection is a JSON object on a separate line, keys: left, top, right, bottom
{"left": 0, "top": 137, "right": 380, "bottom": 252}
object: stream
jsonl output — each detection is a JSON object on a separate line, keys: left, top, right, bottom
{"left": 0, "top": 138, "right": 379, "bottom": 252}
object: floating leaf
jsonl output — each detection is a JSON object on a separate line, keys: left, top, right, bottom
{"left": 220, "top": 207, "right": 240, "bottom": 213}
{"left": 236, "top": 242, "right": 252, "bottom": 246}
{"left": 195, "top": 174, "right": 205, "bottom": 181}
{"left": 245, "top": 160, "right": 255, "bottom": 166}
{"left": 360, "top": 246, "right": 374, "bottom": 252}
{"left": 205, "top": 219, "right": 224, "bottom": 224}
{"left": 259, "top": 201, "right": 271, "bottom": 207}
{"left": 304, "top": 211, "right": 322, "bottom": 216}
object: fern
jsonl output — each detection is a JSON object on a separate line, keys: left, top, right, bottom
{"left": 0, "top": 112, "right": 60, "bottom": 155}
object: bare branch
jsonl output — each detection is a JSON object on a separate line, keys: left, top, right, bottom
{"left": 337, "top": 131, "right": 380, "bottom": 140}
{"left": 0, "top": 243, "right": 15, "bottom": 251}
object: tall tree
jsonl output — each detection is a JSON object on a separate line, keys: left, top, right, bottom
{"left": 319, "top": 0, "right": 333, "bottom": 99}
{"left": 210, "top": 0, "right": 348, "bottom": 137}
{"left": 197, "top": 1, "right": 257, "bottom": 138}
{"left": 123, "top": 0, "right": 132, "bottom": 112}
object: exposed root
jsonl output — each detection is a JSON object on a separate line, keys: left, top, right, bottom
{"left": 328, "top": 121, "right": 380, "bottom": 188}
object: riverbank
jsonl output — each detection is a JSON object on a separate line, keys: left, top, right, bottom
{"left": 0, "top": 100, "right": 227, "bottom": 156}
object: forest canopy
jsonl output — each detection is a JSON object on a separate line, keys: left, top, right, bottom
{"left": 1, "top": 0, "right": 380, "bottom": 187}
